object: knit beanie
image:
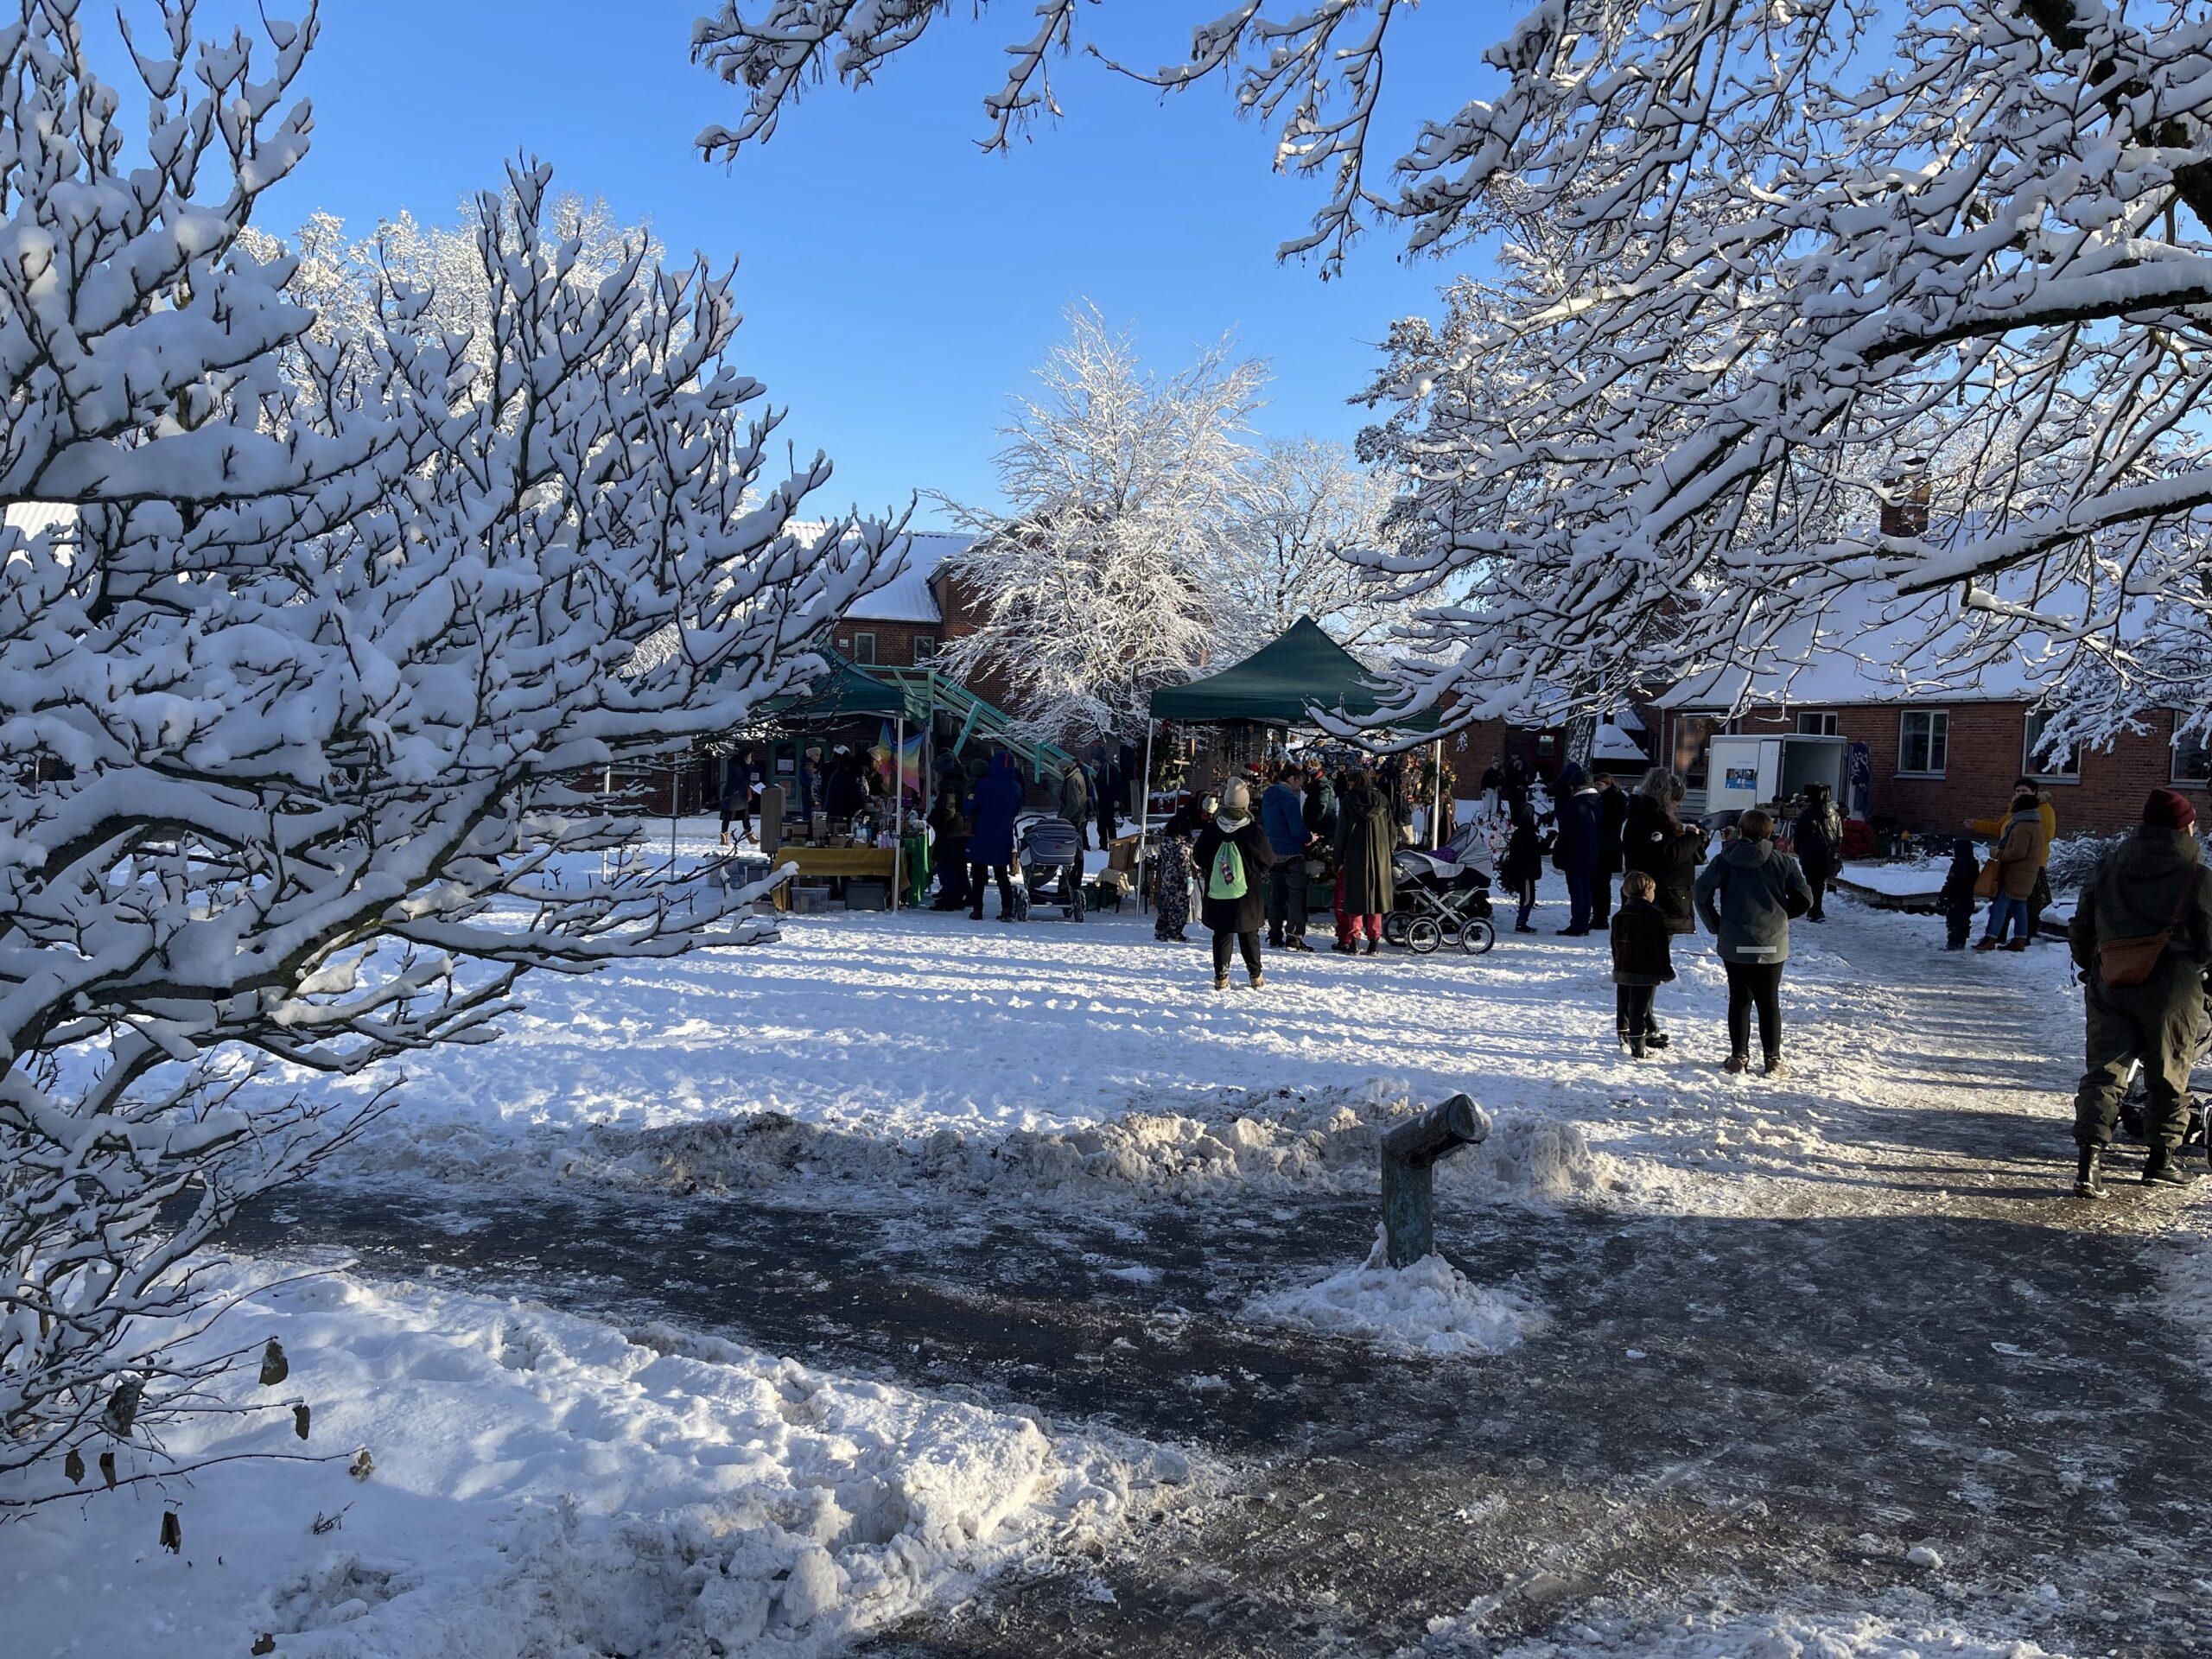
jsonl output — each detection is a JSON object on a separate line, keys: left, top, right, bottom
{"left": 2144, "top": 788, "right": 2197, "bottom": 831}
{"left": 1218, "top": 779, "right": 1253, "bottom": 820}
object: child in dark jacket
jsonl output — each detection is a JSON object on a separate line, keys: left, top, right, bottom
{"left": 1609, "top": 871, "right": 1676, "bottom": 1058}
{"left": 1939, "top": 837, "right": 1980, "bottom": 950}
{"left": 1501, "top": 808, "right": 1542, "bottom": 933}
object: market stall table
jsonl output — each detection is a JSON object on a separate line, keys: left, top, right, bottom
{"left": 766, "top": 844, "right": 902, "bottom": 910}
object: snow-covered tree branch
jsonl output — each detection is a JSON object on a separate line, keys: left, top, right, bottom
{"left": 690, "top": 0, "right": 2212, "bottom": 746}
{"left": 1, "top": 0, "right": 894, "bottom": 1499}
{"left": 936, "top": 303, "right": 1264, "bottom": 747}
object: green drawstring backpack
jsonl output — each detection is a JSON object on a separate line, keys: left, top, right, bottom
{"left": 1208, "top": 836, "right": 1248, "bottom": 901}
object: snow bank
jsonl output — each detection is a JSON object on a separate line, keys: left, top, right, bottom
{"left": 448, "top": 1088, "right": 1630, "bottom": 1214}
{"left": 0, "top": 1264, "right": 1185, "bottom": 1659}
{"left": 1247, "top": 1245, "right": 1544, "bottom": 1358}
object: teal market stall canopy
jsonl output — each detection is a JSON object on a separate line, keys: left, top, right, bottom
{"left": 1147, "top": 618, "right": 1438, "bottom": 732}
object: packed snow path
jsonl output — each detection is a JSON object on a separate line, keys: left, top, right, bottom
{"left": 229, "top": 898, "right": 2212, "bottom": 1656}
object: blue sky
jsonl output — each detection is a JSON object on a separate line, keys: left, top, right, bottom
{"left": 218, "top": 2, "right": 1499, "bottom": 527}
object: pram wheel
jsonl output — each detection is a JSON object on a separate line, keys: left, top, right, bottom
{"left": 1457, "top": 917, "right": 1496, "bottom": 955}
{"left": 1071, "top": 886, "right": 1086, "bottom": 922}
{"left": 1382, "top": 912, "right": 1411, "bottom": 947}
{"left": 1407, "top": 918, "right": 1442, "bottom": 954}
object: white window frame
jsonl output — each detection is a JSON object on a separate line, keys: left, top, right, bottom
{"left": 1796, "top": 711, "right": 1840, "bottom": 736}
{"left": 2173, "top": 712, "right": 2212, "bottom": 788}
{"left": 1898, "top": 709, "right": 1949, "bottom": 777}
{"left": 2023, "top": 709, "right": 2080, "bottom": 784}
{"left": 912, "top": 635, "right": 938, "bottom": 662}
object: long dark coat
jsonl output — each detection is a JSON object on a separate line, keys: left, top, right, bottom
{"left": 1596, "top": 785, "right": 1629, "bottom": 878}
{"left": 1191, "top": 817, "right": 1277, "bottom": 933}
{"left": 1623, "top": 793, "right": 1704, "bottom": 935}
{"left": 966, "top": 754, "right": 1024, "bottom": 866}
{"left": 1332, "top": 784, "right": 1396, "bottom": 915}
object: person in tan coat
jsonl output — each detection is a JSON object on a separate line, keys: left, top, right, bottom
{"left": 1968, "top": 779, "right": 2056, "bottom": 937}
{"left": 1975, "top": 787, "right": 2050, "bottom": 950}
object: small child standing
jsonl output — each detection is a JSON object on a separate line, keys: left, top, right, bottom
{"left": 1502, "top": 806, "right": 1542, "bottom": 933}
{"left": 1939, "top": 836, "right": 1980, "bottom": 950}
{"left": 1609, "top": 870, "right": 1675, "bottom": 1058}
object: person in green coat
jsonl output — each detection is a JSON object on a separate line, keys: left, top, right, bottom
{"left": 1332, "top": 770, "right": 1395, "bottom": 955}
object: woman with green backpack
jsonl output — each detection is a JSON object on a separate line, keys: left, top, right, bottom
{"left": 1191, "top": 779, "right": 1279, "bottom": 991}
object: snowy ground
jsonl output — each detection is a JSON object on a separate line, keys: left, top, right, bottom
{"left": 6, "top": 838, "right": 2208, "bottom": 1656}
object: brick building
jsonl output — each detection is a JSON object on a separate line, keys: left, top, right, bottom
{"left": 825, "top": 531, "right": 976, "bottom": 670}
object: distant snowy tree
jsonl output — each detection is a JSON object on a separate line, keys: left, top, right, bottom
{"left": 691, "top": 0, "right": 2212, "bottom": 746}
{"left": 0, "top": 3, "right": 892, "bottom": 1501}
{"left": 238, "top": 192, "right": 664, "bottom": 379}
{"left": 1217, "top": 438, "right": 1401, "bottom": 660}
{"left": 937, "top": 304, "right": 1264, "bottom": 746}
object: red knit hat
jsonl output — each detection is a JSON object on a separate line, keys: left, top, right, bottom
{"left": 2144, "top": 788, "right": 2197, "bottom": 830}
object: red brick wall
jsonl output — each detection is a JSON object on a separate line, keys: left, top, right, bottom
{"left": 1738, "top": 700, "right": 2201, "bottom": 836}
{"left": 828, "top": 619, "right": 941, "bottom": 669}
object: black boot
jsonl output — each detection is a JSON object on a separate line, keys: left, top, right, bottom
{"left": 2143, "top": 1147, "right": 2197, "bottom": 1188}
{"left": 2075, "top": 1144, "right": 2105, "bottom": 1199}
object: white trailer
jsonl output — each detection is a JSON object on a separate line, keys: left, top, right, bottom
{"left": 1697, "top": 734, "right": 1847, "bottom": 821}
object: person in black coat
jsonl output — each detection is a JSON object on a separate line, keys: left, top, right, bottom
{"left": 1553, "top": 764, "right": 1604, "bottom": 935}
{"left": 1939, "top": 836, "right": 1980, "bottom": 950}
{"left": 1792, "top": 781, "right": 1845, "bottom": 922}
{"left": 1591, "top": 771, "right": 1630, "bottom": 928}
{"left": 1190, "top": 779, "right": 1278, "bottom": 990}
{"left": 718, "top": 746, "right": 760, "bottom": 846}
{"left": 1501, "top": 805, "right": 1542, "bottom": 933}
{"left": 823, "top": 747, "right": 866, "bottom": 819}
{"left": 1623, "top": 768, "right": 1705, "bottom": 936}
{"left": 1609, "top": 871, "right": 1676, "bottom": 1058}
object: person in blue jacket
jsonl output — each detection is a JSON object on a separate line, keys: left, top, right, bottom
{"left": 965, "top": 752, "right": 1024, "bottom": 920}
{"left": 1260, "top": 764, "right": 1315, "bottom": 950}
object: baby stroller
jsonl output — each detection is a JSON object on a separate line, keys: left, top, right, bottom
{"left": 1385, "top": 821, "right": 1496, "bottom": 955}
{"left": 1013, "top": 816, "right": 1086, "bottom": 922}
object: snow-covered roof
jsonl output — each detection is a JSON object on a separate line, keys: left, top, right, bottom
{"left": 1656, "top": 584, "right": 2050, "bottom": 711}
{"left": 1592, "top": 721, "right": 1649, "bottom": 761}
{"left": 840, "top": 531, "right": 975, "bottom": 625}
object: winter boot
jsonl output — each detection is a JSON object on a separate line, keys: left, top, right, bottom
{"left": 1629, "top": 1038, "right": 1648, "bottom": 1059}
{"left": 1249, "top": 969, "right": 1266, "bottom": 990}
{"left": 1212, "top": 974, "right": 1229, "bottom": 992}
{"left": 1725, "top": 1054, "right": 1750, "bottom": 1075}
{"left": 1646, "top": 1031, "right": 1671, "bottom": 1051}
{"left": 1286, "top": 938, "right": 1314, "bottom": 953}
{"left": 2143, "top": 1147, "right": 2197, "bottom": 1188}
{"left": 2004, "top": 938, "right": 2030, "bottom": 951}
{"left": 1973, "top": 938, "right": 1999, "bottom": 952}
{"left": 1364, "top": 938, "right": 1378, "bottom": 956}
{"left": 1763, "top": 1055, "right": 1787, "bottom": 1079}
{"left": 2074, "top": 1144, "right": 2107, "bottom": 1198}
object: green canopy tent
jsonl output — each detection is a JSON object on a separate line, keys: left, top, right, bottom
{"left": 1139, "top": 618, "right": 1445, "bottom": 897}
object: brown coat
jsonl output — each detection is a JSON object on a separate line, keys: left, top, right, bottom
{"left": 1993, "top": 806, "right": 2049, "bottom": 900}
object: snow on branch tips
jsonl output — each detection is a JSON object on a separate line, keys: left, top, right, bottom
{"left": 0, "top": 2, "right": 898, "bottom": 1503}
{"left": 690, "top": 0, "right": 2212, "bottom": 745}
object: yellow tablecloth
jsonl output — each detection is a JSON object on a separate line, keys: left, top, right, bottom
{"left": 768, "top": 845, "right": 901, "bottom": 908}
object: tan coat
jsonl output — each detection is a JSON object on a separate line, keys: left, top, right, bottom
{"left": 1993, "top": 807, "right": 2050, "bottom": 900}
{"left": 1971, "top": 793, "right": 2056, "bottom": 862}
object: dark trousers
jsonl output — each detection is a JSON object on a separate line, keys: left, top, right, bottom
{"left": 1803, "top": 868, "right": 1830, "bottom": 919}
{"left": 969, "top": 862, "right": 1014, "bottom": 917}
{"left": 1211, "top": 928, "right": 1263, "bottom": 982}
{"left": 1591, "top": 870, "right": 1616, "bottom": 928}
{"left": 1944, "top": 896, "right": 1974, "bottom": 949}
{"left": 1616, "top": 984, "right": 1658, "bottom": 1042}
{"left": 1565, "top": 864, "right": 1594, "bottom": 931}
{"left": 1097, "top": 800, "right": 1117, "bottom": 853}
{"left": 1267, "top": 862, "right": 1308, "bottom": 942}
{"left": 934, "top": 836, "right": 969, "bottom": 906}
{"left": 1725, "top": 961, "right": 1784, "bottom": 1059}
{"left": 1513, "top": 877, "right": 1536, "bottom": 928}
{"left": 2074, "top": 974, "right": 2202, "bottom": 1150}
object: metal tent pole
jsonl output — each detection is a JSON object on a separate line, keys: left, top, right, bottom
{"left": 893, "top": 713, "right": 906, "bottom": 913}
{"left": 1136, "top": 717, "right": 1157, "bottom": 913}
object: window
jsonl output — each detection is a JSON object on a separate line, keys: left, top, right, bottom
{"left": 1671, "top": 714, "right": 1723, "bottom": 789}
{"left": 851, "top": 632, "right": 877, "bottom": 665}
{"left": 1898, "top": 709, "right": 1948, "bottom": 776}
{"left": 912, "top": 635, "right": 937, "bottom": 662}
{"left": 2174, "top": 713, "right": 2212, "bottom": 785}
{"left": 2024, "top": 709, "right": 2079, "bottom": 781}
{"left": 1796, "top": 711, "right": 1839, "bottom": 736}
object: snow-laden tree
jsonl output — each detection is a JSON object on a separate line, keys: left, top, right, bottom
{"left": 691, "top": 0, "right": 2212, "bottom": 747}
{"left": 937, "top": 303, "right": 1264, "bottom": 747}
{"left": 0, "top": 1, "right": 893, "bottom": 1499}
{"left": 238, "top": 191, "right": 664, "bottom": 380}
{"left": 1216, "top": 437, "right": 1401, "bottom": 661}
